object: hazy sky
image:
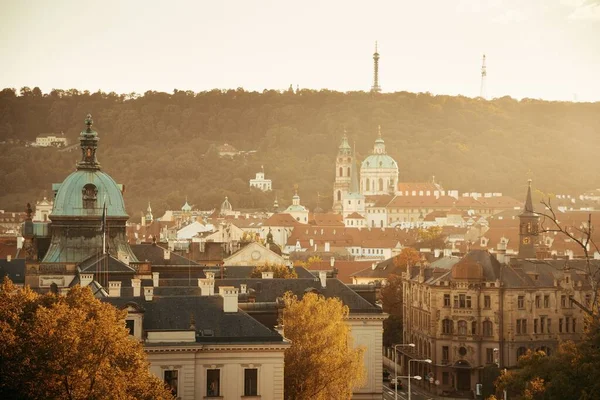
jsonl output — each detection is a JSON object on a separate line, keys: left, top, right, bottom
{"left": 1, "top": 0, "right": 599, "bottom": 101}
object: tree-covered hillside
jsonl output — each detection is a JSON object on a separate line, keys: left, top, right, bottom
{"left": 1, "top": 87, "right": 599, "bottom": 220}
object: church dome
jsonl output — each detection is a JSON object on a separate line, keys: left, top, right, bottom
{"left": 221, "top": 196, "right": 232, "bottom": 212}
{"left": 361, "top": 154, "right": 398, "bottom": 170}
{"left": 52, "top": 171, "right": 127, "bottom": 218}
{"left": 50, "top": 114, "right": 127, "bottom": 219}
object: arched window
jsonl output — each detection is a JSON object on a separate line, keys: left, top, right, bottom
{"left": 442, "top": 319, "right": 453, "bottom": 334}
{"left": 347, "top": 167, "right": 351, "bottom": 177}
{"left": 483, "top": 321, "right": 493, "bottom": 336}
{"left": 339, "top": 167, "right": 343, "bottom": 177}
{"left": 366, "top": 178, "right": 370, "bottom": 191}
{"left": 517, "top": 347, "right": 528, "bottom": 360}
{"left": 337, "top": 191, "right": 341, "bottom": 201}
{"left": 82, "top": 184, "right": 97, "bottom": 209}
{"left": 458, "top": 320, "right": 467, "bottom": 335}
{"left": 379, "top": 178, "right": 384, "bottom": 191}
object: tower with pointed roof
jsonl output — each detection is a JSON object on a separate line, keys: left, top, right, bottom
{"left": 145, "top": 202, "right": 153, "bottom": 224}
{"left": 518, "top": 180, "right": 539, "bottom": 259}
{"left": 371, "top": 42, "right": 381, "bottom": 93}
{"left": 333, "top": 133, "right": 353, "bottom": 213}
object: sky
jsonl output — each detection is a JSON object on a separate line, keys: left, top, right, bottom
{"left": 1, "top": 0, "right": 599, "bottom": 101}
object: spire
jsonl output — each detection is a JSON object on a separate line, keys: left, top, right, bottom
{"left": 378, "top": 124, "right": 382, "bottom": 138}
{"left": 371, "top": 41, "right": 381, "bottom": 93}
{"left": 77, "top": 113, "right": 101, "bottom": 171}
{"left": 522, "top": 179, "right": 535, "bottom": 216}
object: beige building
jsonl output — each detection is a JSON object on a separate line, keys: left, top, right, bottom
{"left": 399, "top": 250, "right": 594, "bottom": 396}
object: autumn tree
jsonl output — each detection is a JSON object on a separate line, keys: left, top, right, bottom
{"left": 392, "top": 247, "right": 421, "bottom": 268}
{"left": 0, "top": 278, "right": 173, "bottom": 400}
{"left": 415, "top": 226, "right": 445, "bottom": 249}
{"left": 282, "top": 291, "right": 365, "bottom": 400}
{"left": 250, "top": 263, "right": 298, "bottom": 279}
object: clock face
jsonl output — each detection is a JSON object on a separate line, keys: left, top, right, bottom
{"left": 523, "top": 237, "right": 530, "bottom": 244}
{"left": 251, "top": 250, "right": 261, "bottom": 260}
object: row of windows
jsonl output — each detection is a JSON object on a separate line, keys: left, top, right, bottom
{"left": 441, "top": 319, "right": 494, "bottom": 336}
{"left": 515, "top": 318, "right": 577, "bottom": 334}
{"left": 517, "top": 294, "right": 590, "bottom": 309}
{"left": 164, "top": 368, "right": 258, "bottom": 397}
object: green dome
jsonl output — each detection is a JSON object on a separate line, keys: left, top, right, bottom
{"left": 361, "top": 154, "right": 398, "bottom": 170}
{"left": 51, "top": 170, "right": 128, "bottom": 218}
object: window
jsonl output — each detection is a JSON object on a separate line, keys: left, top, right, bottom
{"left": 164, "top": 370, "right": 178, "bottom": 397}
{"left": 534, "top": 319, "right": 538, "bottom": 334}
{"left": 547, "top": 318, "right": 551, "bottom": 333}
{"left": 454, "top": 294, "right": 471, "bottom": 308}
{"left": 518, "top": 296, "right": 525, "bottom": 309}
{"left": 442, "top": 319, "right": 453, "bottom": 334}
{"left": 471, "top": 321, "right": 477, "bottom": 335}
{"left": 444, "top": 294, "right": 451, "bottom": 307}
{"left": 82, "top": 183, "right": 98, "bottom": 208}
{"left": 516, "top": 319, "right": 527, "bottom": 334}
{"left": 484, "top": 295, "right": 491, "bottom": 309}
{"left": 572, "top": 318, "right": 576, "bottom": 333}
{"left": 486, "top": 348, "right": 494, "bottom": 364}
{"left": 561, "top": 295, "right": 567, "bottom": 308}
{"left": 544, "top": 295, "right": 550, "bottom": 308}
{"left": 458, "top": 320, "right": 467, "bottom": 335}
{"left": 483, "top": 320, "right": 493, "bottom": 337}
{"left": 535, "top": 296, "right": 541, "bottom": 308}
{"left": 442, "top": 346, "right": 449, "bottom": 362}
{"left": 559, "top": 318, "right": 563, "bottom": 333}
{"left": 442, "top": 372, "right": 449, "bottom": 385}
{"left": 244, "top": 368, "right": 258, "bottom": 396}
{"left": 207, "top": 369, "right": 220, "bottom": 397}
{"left": 125, "top": 319, "right": 135, "bottom": 336}
{"left": 565, "top": 317, "right": 570, "bottom": 333}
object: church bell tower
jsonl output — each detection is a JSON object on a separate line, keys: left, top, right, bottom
{"left": 332, "top": 133, "right": 352, "bottom": 213}
{"left": 518, "top": 180, "right": 539, "bottom": 259}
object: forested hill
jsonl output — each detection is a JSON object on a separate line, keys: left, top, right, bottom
{"left": 1, "top": 87, "right": 599, "bottom": 220}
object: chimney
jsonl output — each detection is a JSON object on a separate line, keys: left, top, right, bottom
{"left": 309, "top": 238, "right": 314, "bottom": 247}
{"left": 131, "top": 278, "right": 141, "bottom": 297}
{"left": 219, "top": 286, "right": 239, "bottom": 312}
{"left": 240, "top": 283, "right": 247, "bottom": 294}
{"left": 262, "top": 271, "right": 274, "bottom": 279}
{"left": 330, "top": 256, "right": 335, "bottom": 268}
{"left": 144, "top": 286, "right": 154, "bottom": 301}
{"left": 324, "top": 242, "right": 330, "bottom": 252}
{"left": 496, "top": 242, "right": 507, "bottom": 264}
{"left": 205, "top": 271, "right": 215, "bottom": 280}
{"left": 152, "top": 272, "right": 160, "bottom": 287}
{"left": 80, "top": 273, "right": 94, "bottom": 287}
{"left": 198, "top": 278, "right": 215, "bottom": 296}
{"left": 6, "top": 255, "right": 11, "bottom": 262}
{"left": 17, "top": 237, "right": 24, "bottom": 249}
{"left": 164, "top": 249, "right": 171, "bottom": 260}
{"left": 371, "top": 262, "right": 377, "bottom": 270}
{"left": 319, "top": 270, "right": 327, "bottom": 288}
{"left": 108, "top": 281, "right": 122, "bottom": 297}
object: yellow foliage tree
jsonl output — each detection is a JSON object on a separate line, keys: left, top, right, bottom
{"left": 392, "top": 247, "right": 421, "bottom": 268}
{"left": 0, "top": 278, "right": 173, "bottom": 400}
{"left": 250, "top": 263, "right": 298, "bottom": 279}
{"left": 282, "top": 291, "right": 365, "bottom": 400}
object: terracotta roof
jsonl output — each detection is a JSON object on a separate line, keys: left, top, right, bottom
{"left": 346, "top": 212, "right": 365, "bottom": 219}
{"left": 309, "top": 260, "right": 373, "bottom": 283}
{"left": 423, "top": 210, "right": 447, "bottom": 221}
{"left": 396, "top": 182, "right": 441, "bottom": 193}
{"left": 309, "top": 213, "right": 344, "bottom": 226}
{"left": 264, "top": 213, "right": 300, "bottom": 227}
{"left": 365, "top": 195, "right": 394, "bottom": 207}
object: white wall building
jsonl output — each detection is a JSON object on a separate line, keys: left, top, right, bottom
{"left": 249, "top": 168, "right": 272, "bottom": 192}
{"left": 35, "top": 134, "right": 68, "bottom": 147}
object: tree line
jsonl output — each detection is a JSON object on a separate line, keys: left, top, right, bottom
{"left": 1, "top": 87, "right": 599, "bottom": 219}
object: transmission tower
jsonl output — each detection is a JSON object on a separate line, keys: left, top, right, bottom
{"left": 480, "top": 54, "right": 487, "bottom": 99}
{"left": 371, "top": 42, "right": 381, "bottom": 93}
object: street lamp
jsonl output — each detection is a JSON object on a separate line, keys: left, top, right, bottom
{"left": 393, "top": 343, "right": 415, "bottom": 400}
{"left": 408, "top": 358, "right": 432, "bottom": 400}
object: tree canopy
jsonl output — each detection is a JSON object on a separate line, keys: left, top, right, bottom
{"left": 1, "top": 88, "right": 600, "bottom": 217}
{"left": 0, "top": 278, "right": 173, "bottom": 400}
{"left": 282, "top": 291, "right": 365, "bottom": 399}
{"left": 250, "top": 263, "right": 298, "bottom": 279}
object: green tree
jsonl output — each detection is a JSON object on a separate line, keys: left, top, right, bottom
{"left": 282, "top": 292, "right": 365, "bottom": 400}
{"left": 0, "top": 278, "right": 174, "bottom": 400}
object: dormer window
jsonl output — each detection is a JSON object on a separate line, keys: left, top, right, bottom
{"left": 82, "top": 184, "right": 98, "bottom": 208}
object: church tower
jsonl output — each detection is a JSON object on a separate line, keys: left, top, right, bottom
{"left": 332, "top": 133, "right": 352, "bottom": 213}
{"left": 518, "top": 180, "right": 539, "bottom": 259}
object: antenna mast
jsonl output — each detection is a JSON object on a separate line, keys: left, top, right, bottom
{"left": 480, "top": 54, "right": 487, "bottom": 99}
{"left": 371, "top": 41, "right": 381, "bottom": 93}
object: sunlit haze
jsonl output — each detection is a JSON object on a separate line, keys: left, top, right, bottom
{"left": 1, "top": 0, "right": 600, "bottom": 100}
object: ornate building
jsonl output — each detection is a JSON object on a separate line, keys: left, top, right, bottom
{"left": 360, "top": 126, "right": 398, "bottom": 196}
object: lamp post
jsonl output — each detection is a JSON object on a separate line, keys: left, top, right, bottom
{"left": 408, "top": 358, "right": 432, "bottom": 400}
{"left": 393, "top": 343, "right": 415, "bottom": 400}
